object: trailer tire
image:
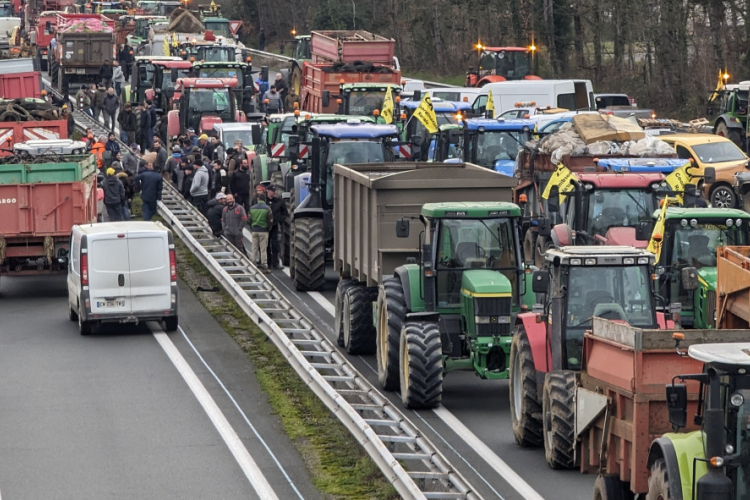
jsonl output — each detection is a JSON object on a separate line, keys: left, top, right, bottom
{"left": 542, "top": 370, "right": 577, "bottom": 469}
{"left": 593, "top": 474, "right": 632, "bottom": 500}
{"left": 510, "top": 326, "right": 543, "bottom": 447}
{"left": 400, "top": 321, "right": 442, "bottom": 409}
{"left": 58, "top": 67, "right": 68, "bottom": 95}
{"left": 645, "top": 459, "right": 672, "bottom": 500}
{"left": 292, "top": 217, "right": 325, "bottom": 291}
{"left": 334, "top": 279, "right": 357, "bottom": 347}
{"left": 50, "top": 59, "right": 58, "bottom": 86}
{"left": 342, "top": 285, "right": 378, "bottom": 354}
{"left": 377, "top": 276, "right": 407, "bottom": 391}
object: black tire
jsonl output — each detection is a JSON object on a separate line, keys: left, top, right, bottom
{"left": 399, "top": 321, "right": 443, "bottom": 409}
{"left": 334, "top": 279, "right": 357, "bottom": 347}
{"left": 645, "top": 459, "right": 672, "bottom": 500}
{"left": 342, "top": 286, "right": 378, "bottom": 354}
{"left": 510, "top": 326, "right": 543, "bottom": 447}
{"left": 593, "top": 474, "right": 632, "bottom": 500}
{"left": 58, "top": 67, "right": 68, "bottom": 95}
{"left": 542, "top": 370, "right": 577, "bottom": 469}
{"left": 710, "top": 184, "right": 737, "bottom": 208}
{"left": 535, "top": 235, "right": 553, "bottom": 269}
{"left": 292, "top": 217, "right": 325, "bottom": 291}
{"left": 291, "top": 63, "right": 303, "bottom": 96}
{"left": 716, "top": 120, "right": 743, "bottom": 148}
{"left": 377, "top": 276, "right": 406, "bottom": 391}
{"left": 523, "top": 229, "right": 535, "bottom": 265}
{"left": 50, "top": 59, "right": 59, "bottom": 86}
{"left": 288, "top": 220, "right": 296, "bottom": 279}
{"left": 163, "top": 316, "right": 178, "bottom": 332}
{"left": 68, "top": 303, "right": 78, "bottom": 322}
{"left": 78, "top": 307, "right": 92, "bottom": 336}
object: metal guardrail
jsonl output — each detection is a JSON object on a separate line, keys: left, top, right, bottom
{"left": 156, "top": 182, "right": 482, "bottom": 500}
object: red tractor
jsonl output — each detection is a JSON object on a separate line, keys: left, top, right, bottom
{"left": 166, "top": 77, "right": 246, "bottom": 146}
{"left": 465, "top": 46, "right": 540, "bottom": 87}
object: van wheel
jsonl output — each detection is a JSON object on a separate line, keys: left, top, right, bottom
{"left": 78, "top": 311, "right": 92, "bottom": 336}
{"left": 69, "top": 303, "right": 78, "bottom": 322}
{"left": 163, "top": 316, "right": 178, "bottom": 332}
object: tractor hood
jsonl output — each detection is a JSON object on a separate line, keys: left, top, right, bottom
{"left": 698, "top": 267, "right": 717, "bottom": 292}
{"left": 461, "top": 269, "right": 513, "bottom": 296}
{"left": 200, "top": 115, "right": 223, "bottom": 134}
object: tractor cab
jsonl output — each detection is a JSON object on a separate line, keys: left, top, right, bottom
{"left": 168, "top": 77, "right": 244, "bottom": 142}
{"left": 292, "top": 35, "right": 311, "bottom": 60}
{"left": 457, "top": 118, "right": 534, "bottom": 174}
{"left": 652, "top": 207, "right": 750, "bottom": 328}
{"left": 177, "top": 42, "right": 237, "bottom": 63}
{"left": 398, "top": 99, "right": 470, "bottom": 159}
{"left": 336, "top": 83, "right": 402, "bottom": 116}
{"left": 128, "top": 15, "right": 165, "bottom": 44}
{"left": 128, "top": 56, "right": 184, "bottom": 104}
{"left": 193, "top": 61, "right": 254, "bottom": 111}
{"left": 202, "top": 18, "right": 234, "bottom": 39}
{"left": 466, "top": 47, "right": 536, "bottom": 87}
{"left": 712, "top": 81, "right": 750, "bottom": 148}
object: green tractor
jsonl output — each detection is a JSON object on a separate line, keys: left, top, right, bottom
{"left": 652, "top": 207, "right": 750, "bottom": 328}
{"left": 378, "top": 202, "right": 534, "bottom": 408}
{"left": 712, "top": 83, "right": 748, "bottom": 149}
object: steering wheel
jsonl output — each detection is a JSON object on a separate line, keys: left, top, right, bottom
{"left": 457, "top": 245, "right": 485, "bottom": 264}
{"left": 587, "top": 293, "right": 616, "bottom": 310}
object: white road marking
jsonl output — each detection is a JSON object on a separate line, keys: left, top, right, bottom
{"left": 304, "top": 287, "right": 546, "bottom": 500}
{"left": 152, "top": 328, "right": 279, "bottom": 500}
{"left": 280, "top": 268, "right": 336, "bottom": 316}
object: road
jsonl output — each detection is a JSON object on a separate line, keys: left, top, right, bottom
{"left": 0, "top": 275, "right": 322, "bottom": 500}
{"left": 255, "top": 255, "right": 597, "bottom": 500}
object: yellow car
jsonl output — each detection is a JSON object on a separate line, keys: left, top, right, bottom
{"left": 659, "top": 133, "right": 750, "bottom": 208}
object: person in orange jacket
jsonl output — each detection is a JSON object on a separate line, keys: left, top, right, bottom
{"left": 91, "top": 136, "right": 106, "bottom": 170}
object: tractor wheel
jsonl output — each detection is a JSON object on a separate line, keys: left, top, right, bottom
{"left": 744, "top": 192, "right": 750, "bottom": 213}
{"left": 292, "top": 217, "right": 325, "bottom": 291}
{"left": 710, "top": 184, "right": 737, "bottom": 208}
{"left": 593, "top": 475, "right": 632, "bottom": 500}
{"left": 535, "top": 234, "right": 554, "bottom": 269}
{"left": 716, "top": 120, "right": 744, "bottom": 148}
{"left": 342, "top": 285, "right": 378, "bottom": 354}
{"left": 509, "top": 326, "right": 543, "bottom": 447}
{"left": 334, "top": 279, "right": 357, "bottom": 347}
{"left": 377, "top": 276, "right": 407, "bottom": 391}
{"left": 291, "top": 63, "right": 303, "bottom": 96}
{"left": 399, "top": 321, "right": 443, "bottom": 409}
{"left": 645, "top": 459, "right": 673, "bottom": 500}
{"left": 542, "top": 370, "right": 577, "bottom": 469}
{"left": 288, "top": 220, "right": 297, "bottom": 279}
{"left": 155, "top": 117, "right": 167, "bottom": 144}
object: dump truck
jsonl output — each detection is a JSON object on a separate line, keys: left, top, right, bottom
{"left": 299, "top": 30, "right": 402, "bottom": 114}
{"left": 578, "top": 318, "right": 750, "bottom": 499}
{"left": 48, "top": 13, "right": 116, "bottom": 94}
{"left": 0, "top": 151, "right": 97, "bottom": 276}
{"left": 332, "top": 161, "right": 535, "bottom": 409}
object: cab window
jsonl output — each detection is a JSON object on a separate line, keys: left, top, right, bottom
{"left": 675, "top": 145, "right": 696, "bottom": 163}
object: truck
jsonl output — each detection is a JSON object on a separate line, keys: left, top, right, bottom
{"left": 0, "top": 151, "right": 97, "bottom": 276}
{"left": 48, "top": 13, "right": 116, "bottom": 94}
{"left": 332, "top": 161, "right": 534, "bottom": 409}
{"left": 0, "top": 58, "right": 42, "bottom": 99}
{"left": 299, "top": 30, "right": 402, "bottom": 115}
{"left": 465, "top": 46, "right": 537, "bottom": 87}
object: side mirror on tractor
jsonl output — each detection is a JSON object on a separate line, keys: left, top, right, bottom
{"left": 681, "top": 267, "right": 699, "bottom": 291}
{"left": 171, "top": 68, "right": 179, "bottom": 82}
{"left": 322, "top": 90, "right": 330, "bottom": 108}
{"left": 635, "top": 221, "right": 654, "bottom": 241}
{"left": 537, "top": 218, "right": 552, "bottom": 237}
{"left": 704, "top": 167, "right": 716, "bottom": 185}
{"left": 396, "top": 219, "right": 410, "bottom": 238}
{"left": 251, "top": 125, "right": 262, "bottom": 146}
{"left": 531, "top": 271, "right": 549, "bottom": 294}
{"left": 666, "top": 383, "right": 688, "bottom": 430}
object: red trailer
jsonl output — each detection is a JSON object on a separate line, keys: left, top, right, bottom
{"left": 0, "top": 155, "right": 97, "bottom": 276}
{"left": 0, "top": 120, "right": 68, "bottom": 156}
{"left": 0, "top": 71, "right": 41, "bottom": 99}
{"left": 310, "top": 30, "right": 395, "bottom": 64}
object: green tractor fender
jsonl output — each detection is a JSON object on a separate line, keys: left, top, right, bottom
{"left": 522, "top": 267, "right": 536, "bottom": 309}
{"left": 395, "top": 264, "right": 425, "bottom": 313}
{"left": 692, "top": 267, "right": 716, "bottom": 330}
{"left": 714, "top": 115, "right": 745, "bottom": 133}
{"left": 647, "top": 432, "right": 707, "bottom": 500}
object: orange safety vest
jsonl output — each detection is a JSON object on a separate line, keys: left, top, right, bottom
{"left": 92, "top": 142, "right": 105, "bottom": 167}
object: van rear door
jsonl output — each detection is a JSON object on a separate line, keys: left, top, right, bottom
{"left": 127, "top": 230, "right": 171, "bottom": 312}
{"left": 88, "top": 234, "right": 131, "bottom": 315}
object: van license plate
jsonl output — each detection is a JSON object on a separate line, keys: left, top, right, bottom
{"left": 76, "top": 68, "right": 86, "bottom": 74}
{"left": 97, "top": 300, "right": 125, "bottom": 308}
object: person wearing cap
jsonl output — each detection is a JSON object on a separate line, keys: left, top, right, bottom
{"left": 250, "top": 182, "right": 266, "bottom": 207}
{"left": 249, "top": 192, "right": 273, "bottom": 273}
{"left": 93, "top": 84, "right": 107, "bottom": 123}
{"left": 198, "top": 133, "right": 209, "bottom": 154}
{"left": 118, "top": 102, "right": 137, "bottom": 145}
{"left": 206, "top": 192, "right": 227, "bottom": 236}
{"left": 134, "top": 160, "right": 163, "bottom": 221}
{"left": 187, "top": 128, "right": 198, "bottom": 148}
{"left": 104, "top": 132, "right": 120, "bottom": 167}
{"left": 137, "top": 102, "right": 152, "bottom": 154}
{"left": 103, "top": 167, "right": 126, "bottom": 221}
{"left": 265, "top": 185, "right": 287, "bottom": 269}
{"left": 165, "top": 145, "right": 183, "bottom": 184}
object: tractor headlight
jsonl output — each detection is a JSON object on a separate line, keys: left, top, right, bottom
{"left": 726, "top": 444, "right": 735, "bottom": 454}
{"left": 737, "top": 219, "right": 743, "bottom": 227}
{"left": 475, "top": 316, "right": 511, "bottom": 324}
{"left": 584, "top": 258, "right": 596, "bottom": 265}
{"left": 690, "top": 219, "right": 698, "bottom": 228}
{"left": 681, "top": 219, "right": 688, "bottom": 227}
{"left": 731, "top": 392, "right": 744, "bottom": 407}
{"left": 727, "top": 219, "right": 734, "bottom": 226}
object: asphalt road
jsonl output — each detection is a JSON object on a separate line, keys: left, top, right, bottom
{"left": 0, "top": 275, "right": 322, "bottom": 500}
{"left": 259, "top": 260, "right": 597, "bottom": 500}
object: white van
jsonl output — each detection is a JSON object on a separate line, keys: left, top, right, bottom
{"left": 428, "top": 87, "right": 484, "bottom": 105}
{"left": 472, "top": 79, "right": 595, "bottom": 115}
{"left": 67, "top": 221, "right": 178, "bottom": 335}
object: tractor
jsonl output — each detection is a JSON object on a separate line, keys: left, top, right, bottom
{"left": 512, "top": 246, "right": 663, "bottom": 469}
{"left": 712, "top": 82, "right": 748, "bottom": 149}
{"left": 128, "top": 57, "right": 192, "bottom": 110}
{"left": 192, "top": 61, "right": 255, "bottom": 112}
{"left": 465, "top": 46, "right": 538, "bottom": 87}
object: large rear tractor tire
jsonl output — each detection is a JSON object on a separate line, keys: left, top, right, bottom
{"left": 509, "top": 326, "right": 543, "bottom": 447}
{"left": 523, "top": 229, "right": 536, "bottom": 265}
{"left": 716, "top": 121, "right": 744, "bottom": 148}
{"left": 542, "top": 370, "right": 577, "bottom": 469}
{"left": 593, "top": 474, "right": 632, "bottom": 500}
{"left": 292, "top": 217, "right": 325, "bottom": 291}
{"left": 399, "top": 321, "right": 443, "bottom": 409}
{"left": 334, "top": 279, "right": 357, "bottom": 347}
{"left": 645, "top": 459, "right": 673, "bottom": 500}
{"left": 342, "top": 285, "right": 378, "bottom": 354}
{"left": 377, "top": 276, "right": 407, "bottom": 391}
{"left": 535, "top": 234, "right": 554, "bottom": 269}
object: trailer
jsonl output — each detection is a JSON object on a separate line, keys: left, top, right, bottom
{"left": 0, "top": 120, "right": 68, "bottom": 154}
{"left": 0, "top": 154, "right": 97, "bottom": 276}
{"left": 0, "top": 66, "right": 41, "bottom": 99}
{"left": 310, "top": 30, "right": 395, "bottom": 65}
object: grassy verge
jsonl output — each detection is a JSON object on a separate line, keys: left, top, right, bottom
{"left": 172, "top": 234, "right": 398, "bottom": 500}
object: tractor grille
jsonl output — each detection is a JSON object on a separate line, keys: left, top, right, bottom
{"left": 706, "top": 290, "right": 716, "bottom": 327}
{"left": 475, "top": 296, "right": 512, "bottom": 336}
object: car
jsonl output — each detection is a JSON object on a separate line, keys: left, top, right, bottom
{"left": 659, "top": 133, "right": 750, "bottom": 208}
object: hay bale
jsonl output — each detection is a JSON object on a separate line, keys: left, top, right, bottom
{"left": 168, "top": 10, "right": 204, "bottom": 33}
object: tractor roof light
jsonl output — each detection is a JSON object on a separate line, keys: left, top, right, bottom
{"left": 373, "top": 109, "right": 380, "bottom": 116}
{"left": 623, "top": 258, "right": 635, "bottom": 265}
{"left": 690, "top": 219, "right": 698, "bottom": 227}
{"left": 336, "top": 98, "right": 342, "bottom": 104}
{"left": 653, "top": 232, "right": 663, "bottom": 242}
{"left": 400, "top": 113, "right": 406, "bottom": 120}
{"left": 680, "top": 219, "right": 688, "bottom": 227}
{"left": 293, "top": 102, "right": 299, "bottom": 109}
{"left": 395, "top": 96, "right": 401, "bottom": 103}
{"left": 455, "top": 112, "right": 463, "bottom": 121}
{"left": 570, "top": 258, "right": 582, "bottom": 266}
{"left": 584, "top": 258, "right": 596, "bottom": 265}
{"left": 294, "top": 110, "right": 300, "bottom": 116}
{"left": 637, "top": 257, "right": 650, "bottom": 265}
{"left": 738, "top": 219, "right": 744, "bottom": 226}
{"left": 727, "top": 218, "right": 734, "bottom": 226}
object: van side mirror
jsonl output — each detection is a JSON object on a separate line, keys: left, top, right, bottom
{"left": 635, "top": 221, "right": 654, "bottom": 241}
{"left": 704, "top": 167, "right": 716, "bottom": 185}
{"left": 532, "top": 271, "right": 549, "bottom": 294}
{"left": 681, "top": 267, "right": 699, "bottom": 291}
{"left": 396, "top": 219, "right": 410, "bottom": 238}
{"left": 322, "top": 90, "right": 330, "bottom": 108}
{"left": 251, "top": 125, "right": 261, "bottom": 145}
{"left": 666, "top": 384, "right": 688, "bottom": 430}
{"left": 537, "top": 218, "right": 551, "bottom": 237}
{"left": 170, "top": 68, "right": 179, "bottom": 81}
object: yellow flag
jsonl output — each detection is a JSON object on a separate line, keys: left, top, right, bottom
{"left": 486, "top": 89, "right": 495, "bottom": 118}
{"left": 664, "top": 162, "right": 695, "bottom": 203}
{"left": 541, "top": 163, "right": 577, "bottom": 203}
{"left": 171, "top": 33, "right": 179, "bottom": 48}
{"left": 381, "top": 86, "right": 394, "bottom": 124}
{"left": 647, "top": 197, "right": 670, "bottom": 258}
{"left": 163, "top": 35, "right": 170, "bottom": 56}
{"left": 413, "top": 94, "right": 439, "bottom": 134}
